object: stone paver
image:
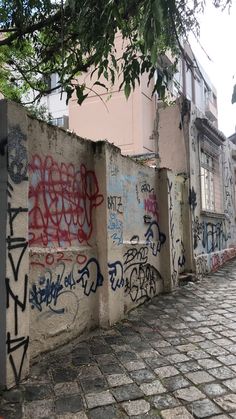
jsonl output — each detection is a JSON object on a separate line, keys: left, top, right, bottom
{"left": 160, "top": 406, "right": 194, "bottom": 418}
{"left": 201, "top": 382, "right": 228, "bottom": 397}
{"left": 174, "top": 386, "right": 205, "bottom": 402}
{"left": 186, "top": 370, "right": 215, "bottom": 384}
{"left": 2, "top": 260, "right": 236, "bottom": 417}
{"left": 154, "top": 365, "right": 179, "bottom": 378}
{"left": 106, "top": 373, "right": 133, "bottom": 387}
{"left": 55, "top": 395, "right": 84, "bottom": 414}
{"left": 214, "top": 394, "right": 236, "bottom": 412}
{"left": 150, "top": 393, "right": 180, "bottom": 409}
{"left": 121, "top": 399, "right": 150, "bottom": 416}
{"left": 85, "top": 391, "right": 115, "bottom": 409}
{"left": 139, "top": 379, "right": 166, "bottom": 395}
{"left": 188, "top": 398, "right": 221, "bottom": 418}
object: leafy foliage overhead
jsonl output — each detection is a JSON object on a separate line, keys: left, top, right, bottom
{"left": 0, "top": 0, "right": 231, "bottom": 104}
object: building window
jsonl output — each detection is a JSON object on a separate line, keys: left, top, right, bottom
{"left": 51, "top": 116, "right": 69, "bottom": 129}
{"left": 200, "top": 150, "right": 215, "bottom": 211}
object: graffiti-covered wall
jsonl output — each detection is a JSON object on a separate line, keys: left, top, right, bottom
{"left": 1, "top": 100, "right": 188, "bottom": 389}
{"left": 106, "top": 149, "right": 165, "bottom": 316}
{"left": 27, "top": 120, "right": 106, "bottom": 359}
{"left": 2, "top": 100, "right": 235, "bottom": 389}
{"left": 158, "top": 99, "right": 236, "bottom": 279}
{"left": 188, "top": 109, "right": 236, "bottom": 277}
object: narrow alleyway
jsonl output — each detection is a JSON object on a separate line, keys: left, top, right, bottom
{"left": 2, "top": 260, "right": 236, "bottom": 419}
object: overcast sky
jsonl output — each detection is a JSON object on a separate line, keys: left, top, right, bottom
{"left": 189, "top": 2, "right": 236, "bottom": 137}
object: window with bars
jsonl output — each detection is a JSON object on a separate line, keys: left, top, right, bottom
{"left": 200, "top": 150, "right": 215, "bottom": 211}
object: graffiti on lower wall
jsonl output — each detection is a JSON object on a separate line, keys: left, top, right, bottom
{"left": 195, "top": 247, "right": 236, "bottom": 277}
{"left": 108, "top": 218, "right": 166, "bottom": 303}
{"left": 189, "top": 187, "right": 229, "bottom": 254}
{"left": 193, "top": 217, "right": 228, "bottom": 254}
{"left": 30, "top": 215, "right": 166, "bottom": 312}
{"left": 108, "top": 249, "right": 163, "bottom": 303}
{"left": 30, "top": 258, "right": 104, "bottom": 314}
{"left": 29, "top": 155, "right": 104, "bottom": 247}
{"left": 195, "top": 254, "right": 209, "bottom": 277}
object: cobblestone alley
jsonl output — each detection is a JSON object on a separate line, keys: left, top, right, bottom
{"left": 2, "top": 260, "right": 236, "bottom": 418}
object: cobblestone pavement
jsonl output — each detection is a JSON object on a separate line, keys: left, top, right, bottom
{"left": 2, "top": 261, "right": 236, "bottom": 418}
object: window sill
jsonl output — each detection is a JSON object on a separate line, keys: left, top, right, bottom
{"left": 200, "top": 210, "right": 226, "bottom": 219}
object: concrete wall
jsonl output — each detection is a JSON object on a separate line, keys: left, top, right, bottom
{"left": 1, "top": 100, "right": 186, "bottom": 389}
{"left": 1, "top": 100, "right": 235, "bottom": 389}
{"left": 27, "top": 119, "right": 105, "bottom": 359}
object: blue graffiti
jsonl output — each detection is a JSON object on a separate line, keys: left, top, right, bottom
{"left": 77, "top": 258, "right": 104, "bottom": 296}
{"left": 108, "top": 212, "right": 123, "bottom": 245}
{"left": 29, "top": 267, "right": 65, "bottom": 313}
{"left": 144, "top": 221, "right": 166, "bottom": 256}
{"left": 30, "top": 258, "right": 103, "bottom": 312}
{"left": 108, "top": 261, "right": 125, "bottom": 291}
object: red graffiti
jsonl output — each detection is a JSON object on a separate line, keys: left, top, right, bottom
{"left": 30, "top": 251, "right": 86, "bottom": 267}
{"left": 144, "top": 194, "right": 159, "bottom": 220}
{"left": 29, "top": 155, "right": 104, "bottom": 247}
{"left": 211, "top": 254, "right": 222, "bottom": 272}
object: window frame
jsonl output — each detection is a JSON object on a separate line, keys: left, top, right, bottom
{"left": 200, "top": 149, "right": 216, "bottom": 212}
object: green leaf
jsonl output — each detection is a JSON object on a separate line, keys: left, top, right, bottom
{"left": 124, "top": 82, "right": 131, "bottom": 99}
{"left": 93, "top": 81, "right": 108, "bottom": 90}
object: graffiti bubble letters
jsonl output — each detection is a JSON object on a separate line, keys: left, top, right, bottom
{"left": 108, "top": 261, "right": 125, "bottom": 291}
{"left": 125, "top": 263, "right": 162, "bottom": 303}
{"left": 77, "top": 258, "right": 104, "bottom": 296}
{"left": 29, "top": 155, "right": 103, "bottom": 247}
{"left": 107, "top": 195, "right": 123, "bottom": 214}
{"left": 144, "top": 221, "right": 166, "bottom": 256}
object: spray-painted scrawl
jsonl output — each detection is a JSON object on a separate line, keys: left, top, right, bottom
{"left": 29, "top": 155, "right": 104, "bottom": 247}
